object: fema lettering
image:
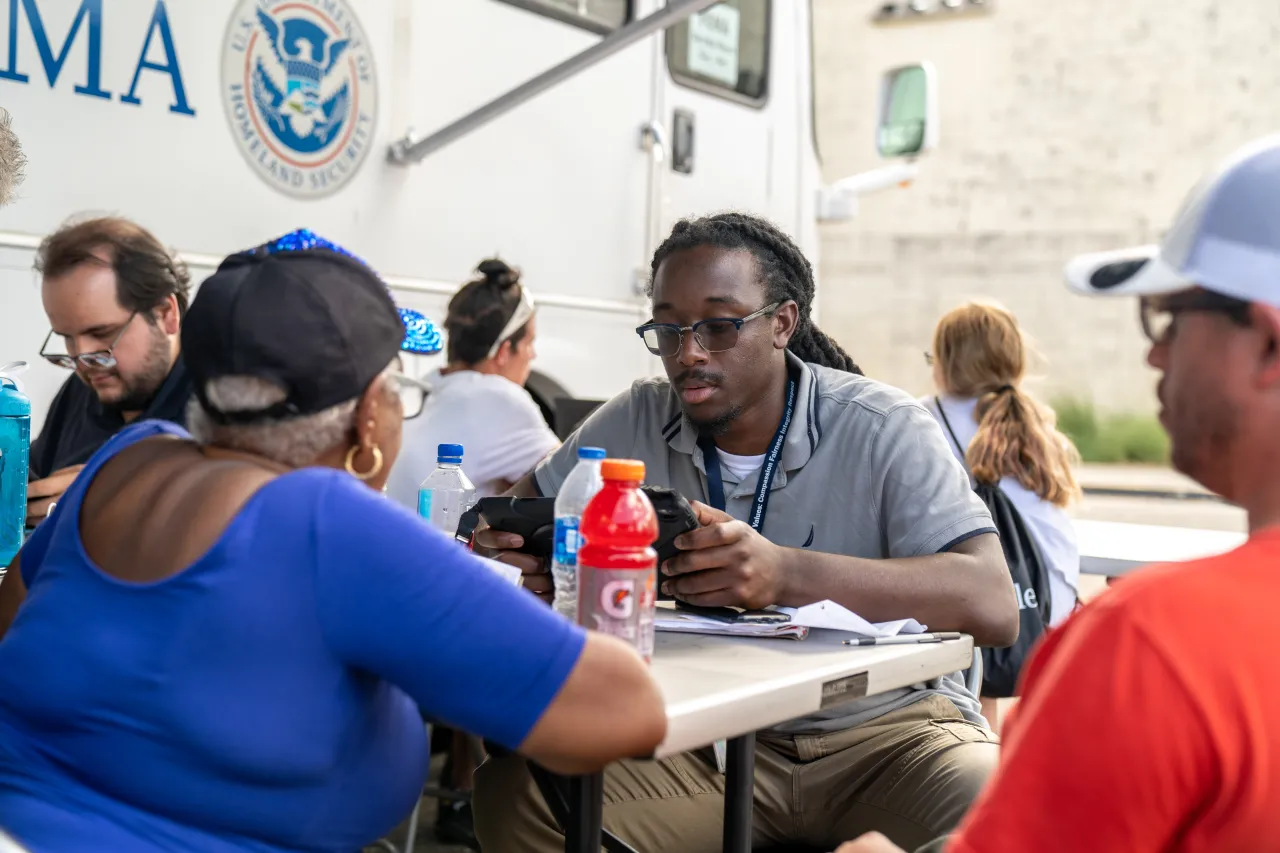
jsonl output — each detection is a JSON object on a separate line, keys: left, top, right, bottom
{"left": 220, "top": 0, "right": 378, "bottom": 200}
{"left": 0, "top": 0, "right": 194, "bottom": 116}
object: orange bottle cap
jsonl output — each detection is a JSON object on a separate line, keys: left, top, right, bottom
{"left": 601, "top": 458, "right": 645, "bottom": 482}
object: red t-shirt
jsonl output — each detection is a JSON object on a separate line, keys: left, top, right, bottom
{"left": 950, "top": 529, "right": 1280, "bottom": 853}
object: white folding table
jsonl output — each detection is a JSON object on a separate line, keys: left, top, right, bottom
{"left": 1073, "top": 518, "right": 1246, "bottom": 578}
{"left": 561, "top": 629, "right": 975, "bottom": 853}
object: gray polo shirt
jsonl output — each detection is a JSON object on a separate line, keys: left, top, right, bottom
{"left": 534, "top": 352, "right": 996, "bottom": 733}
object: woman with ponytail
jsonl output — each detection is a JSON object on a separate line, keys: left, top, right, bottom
{"left": 388, "top": 259, "right": 560, "bottom": 508}
{"left": 925, "top": 301, "right": 1082, "bottom": 628}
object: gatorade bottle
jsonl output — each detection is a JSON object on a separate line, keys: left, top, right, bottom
{"left": 0, "top": 366, "right": 31, "bottom": 571}
{"left": 577, "top": 459, "right": 659, "bottom": 662}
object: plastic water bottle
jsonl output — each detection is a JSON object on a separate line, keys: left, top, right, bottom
{"left": 578, "top": 459, "right": 659, "bottom": 662}
{"left": 552, "top": 446, "right": 606, "bottom": 619}
{"left": 417, "top": 443, "right": 476, "bottom": 538}
{"left": 0, "top": 366, "right": 32, "bottom": 572}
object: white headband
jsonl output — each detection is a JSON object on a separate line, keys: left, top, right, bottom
{"left": 486, "top": 286, "right": 536, "bottom": 360}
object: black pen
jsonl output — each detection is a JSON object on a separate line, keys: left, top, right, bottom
{"left": 842, "top": 632, "right": 963, "bottom": 646}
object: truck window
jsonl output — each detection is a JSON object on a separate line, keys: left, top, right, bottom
{"left": 666, "top": 0, "right": 770, "bottom": 106}
{"left": 494, "top": 0, "right": 630, "bottom": 34}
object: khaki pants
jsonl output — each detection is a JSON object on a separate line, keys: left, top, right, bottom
{"left": 473, "top": 695, "right": 998, "bottom": 852}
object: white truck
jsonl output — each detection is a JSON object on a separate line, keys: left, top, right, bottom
{"left": 0, "top": 0, "right": 929, "bottom": 433}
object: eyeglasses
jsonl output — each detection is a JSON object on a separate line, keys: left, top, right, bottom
{"left": 636, "top": 302, "right": 781, "bottom": 358}
{"left": 389, "top": 372, "right": 431, "bottom": 419}
{"left": 40, "top": 313, "right": 138, "bottom": 371}
{"left": 924, "top": 351, "right": 935, "bottom": 367}
{"left": 1139, "top": 290, "right": 1252, "bottom": 345}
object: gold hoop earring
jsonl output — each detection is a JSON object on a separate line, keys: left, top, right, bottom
{"left": 344, "top": 445, "right": 384, "bottom": 481}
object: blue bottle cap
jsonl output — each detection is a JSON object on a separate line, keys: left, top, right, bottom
{"left": 578, "top": 446, "right": 606, "bottom": 461}
{"left": 0, "top": 377, "right": 30, "bottom": 418}
{"left": 437, "top": 443, "right": 464, "bottom": 463}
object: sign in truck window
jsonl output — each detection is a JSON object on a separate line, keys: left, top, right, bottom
{"left": 667, "top": 0, "right": 769, "bottom": 102}
{"left": 686, "top": 4, "right": 741, "bottom": 89}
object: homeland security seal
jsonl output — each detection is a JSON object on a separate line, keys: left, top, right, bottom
{"left": 221, "top": 0, "right": 378, "bottom": 199}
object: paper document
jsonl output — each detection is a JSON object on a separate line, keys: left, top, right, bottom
{"left": 775, "top": 600, "right": 926, "bottom": 638}
{"left": 653, "top": 599, "right": 925, "bottom": 641}
{"left": 654, "top": 606, "right": 809, "bottom": 641}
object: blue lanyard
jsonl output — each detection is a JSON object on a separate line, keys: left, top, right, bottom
{"left": 697, "top": 377, "right": 797, "bottom": 533}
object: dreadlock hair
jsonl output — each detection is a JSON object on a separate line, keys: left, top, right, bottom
{"left": 647, "top": 212, "right": 862, "bottom": 374}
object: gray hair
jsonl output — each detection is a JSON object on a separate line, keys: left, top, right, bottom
{"left": 0, "top": 109, "right": 27, "bottom": 208}
{"left": 186, "top": 361, "right": 397, "bottom": 468}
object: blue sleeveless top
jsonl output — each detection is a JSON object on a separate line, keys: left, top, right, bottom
{"left": 0, "top": 421, "right": 584, "bottom": 852}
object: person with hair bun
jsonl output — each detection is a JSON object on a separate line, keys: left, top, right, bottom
{"left": 386, "top": 258, "right": 563, "bottom": 846}
{"left": 387, "top": 258, "right": 559, "bottom": 509}
{"left": 923, "top": 301, "right": 1082, "bottom": 629}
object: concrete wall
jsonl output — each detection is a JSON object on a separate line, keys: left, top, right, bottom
{"left": 812, "top": 0, "right": 1280, "bottom": 411}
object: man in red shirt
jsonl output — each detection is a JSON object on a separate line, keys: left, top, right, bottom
{"left": 839, "top": 135, "right": 1280, "bottom": 853}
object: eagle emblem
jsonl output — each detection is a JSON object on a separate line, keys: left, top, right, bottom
{"left": 251, "top": 9, "right": 351, "bottom": 154}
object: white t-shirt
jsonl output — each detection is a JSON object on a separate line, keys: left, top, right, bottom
{"left": 715, "top": 448, "right": 766, "bottom": 482}
{"left": 386, "top": 369, "right": 561, "bottom": 509}
{"left": 923, "top": 395, "right": 1081, "bottom": 627}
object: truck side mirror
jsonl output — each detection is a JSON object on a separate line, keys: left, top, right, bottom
{"left": 876, "top": 62, "right": 938, "bottom": 159}
{"left": 817, "top": 61, "right": 939, "bottom": 221}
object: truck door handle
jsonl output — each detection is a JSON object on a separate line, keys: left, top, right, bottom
{"left": 640, "top": 121, "right": 668, "bottom": 164}
{"left": 672, "top": 109, "right": 695, "bottom": 175}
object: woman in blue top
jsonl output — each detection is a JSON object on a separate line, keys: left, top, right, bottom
{"left": 0, "top": 233, "right": 666, "bottom": 853}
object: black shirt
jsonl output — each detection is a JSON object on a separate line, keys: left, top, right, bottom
{"left": 28, "top": 356, "right": 193, "bottom": 480}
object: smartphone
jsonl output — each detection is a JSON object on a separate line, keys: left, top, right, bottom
{"left": 465, "top": 487, "right": 699, "bottom": 571}
{"left": 468, "top": 497, "right": 556, "bottom": 555}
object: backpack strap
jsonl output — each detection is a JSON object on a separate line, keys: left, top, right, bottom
{"left": 932, "top": 397, "right": 973, "bottom": 477}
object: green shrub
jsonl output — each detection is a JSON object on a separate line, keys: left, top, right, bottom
{"left": 1050, "top": 397, "right": 1170, "bottom": 464}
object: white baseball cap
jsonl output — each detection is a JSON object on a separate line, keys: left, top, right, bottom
{"left": 1066, "top": 134, "right": 1280, "bottom": 308}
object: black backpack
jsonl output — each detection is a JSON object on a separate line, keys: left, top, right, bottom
{"left": 934, "top": 398, "right": 1052, "bottom": 698}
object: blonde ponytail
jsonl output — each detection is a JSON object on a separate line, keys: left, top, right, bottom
{"left": 934, "top": 302, "right": 1081, "bottom": 507}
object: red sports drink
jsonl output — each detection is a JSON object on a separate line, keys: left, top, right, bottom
{"left": 577, "top": 459, "right": 659, "bottom": 662}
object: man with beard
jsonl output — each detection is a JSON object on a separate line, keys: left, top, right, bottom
{"left": 471, "top": 212, "right": 1018, "bottom": 853}
{"left": 25, "top": 217, "right": 192, "bottom": 526}
{"left": 838, "top": 135, "right": 1280, "bottom": 853}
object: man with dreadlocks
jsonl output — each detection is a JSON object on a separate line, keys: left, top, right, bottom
{"left": 473, "top": 212, "right": 1018, "bottom": 853}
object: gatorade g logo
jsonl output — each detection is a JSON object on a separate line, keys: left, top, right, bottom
{"left": 601, "top": 579, "right": 636, "bottom": 619}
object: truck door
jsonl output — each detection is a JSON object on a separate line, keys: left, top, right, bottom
{"left": 649, "top": 1, "right": 800, "bottom": 250}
